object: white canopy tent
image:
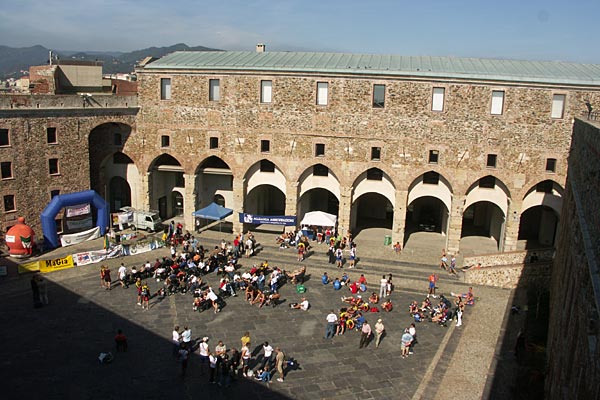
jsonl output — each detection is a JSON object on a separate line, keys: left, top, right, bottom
{"left": 300, "top": 211, "right": 337, "bottom": 227}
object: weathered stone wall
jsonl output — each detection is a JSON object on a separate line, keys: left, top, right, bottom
{"left": 545, "top": 118, "right": 600, "bottom": 399}
{"left": 463, "top": 262, "right": 552, "bottom": 289}
{"left": 135, "top": 67, "right": 600, "bottom": 246}
{"left": 0, "top": 95, "right": 138, "bottom": 238}
{"left": 464, "top": 248, "right": 554, "bottom": 267}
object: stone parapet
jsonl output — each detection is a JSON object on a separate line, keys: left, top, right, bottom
{"left": 464, "top": 248, "right": 554, "bottom": 268}
{"left": 463, "top": 262, "right": 551, "bottom": 289}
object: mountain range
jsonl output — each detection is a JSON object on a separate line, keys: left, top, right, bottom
{"left": 0, "top": 43, "right": 221, "bottom": 79}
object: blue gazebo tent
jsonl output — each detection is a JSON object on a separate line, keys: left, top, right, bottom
{"left": 192, "top": 202, "right": 233, "bottom": 231}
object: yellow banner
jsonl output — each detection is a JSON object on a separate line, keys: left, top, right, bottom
{"left": 39, "top": 255, "right": 74, "bottom": 273}
{"left": 18, "top": 261, "right": 41, "bottom": 274}
{"left": 18, "top": 255, "right": 75, "bottom": 274}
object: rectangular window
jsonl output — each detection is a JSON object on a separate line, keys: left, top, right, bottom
{"left": 161, "top": 135, "right": 170, "bottom": 147}
{"left": 209, "top": 137, "right": 219, "bottom": 149}
{"left": 50, "top": 189, "right": 60, "bottom": 199}
{"left": 432, "top": 87, "right": 445, "bottom": 111}
{"left": 261, "top": 80, "right": 272, "bottom": 103}
{"left": 491, "top": 91, "right": 504, "bottom": 115}
{"left": 46, "top": 127, "right": 57, "bottom": 144}
{"left": 373, "top": 84, "right": 385, "bottom": 108}
{"left": 3, "top": 194, "right": 15, "bottom": 212}
{"left": 551, "top": 94, "right": 565, "bottom": 119}
{"left": 113, "top": 133, "right": 122, "bottom": 146}
{"left": 260, "top": 160, "right": 275, "bottom": 172}
{"left": 545, "top": 158, "right": 557, "bottom": 173}
{"left": 316, "top": 82, "right": 328, "bottom": 106}
{"left": 160, "top": 78, "right": 171, "bottom": 100}
{"left": 313, "top": 164, "right": 328, "bottom": 176}
{"left": 49, "top": 158, "right": 59, "bottom": 175}
{"left": 486, "top": 154, "right": 497, "bottom": 168}
{"left": 0, "top": 129, "right": 8, "bottom": 146}
{"left": 315, "top": 143, "right": 325, "bottom": 157}
{"left": 1, "top": 162, "right": 12, "bottom": 179}
{"left": 371, "top": 147, "right": 381, "bottom": 161}
{"left": 428, "top": 150, "right": 439, "bottom": 164}
{"left": 260, "top": 140, "right": 270, "bottom": 153}
{"left": 209, "top": 79, "right": 220, "bottom": 101}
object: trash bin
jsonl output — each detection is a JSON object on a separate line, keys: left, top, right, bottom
{"left": 384, "top": 235, "right": 392, "bottom": 246}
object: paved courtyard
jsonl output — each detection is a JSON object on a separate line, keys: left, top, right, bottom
{"left": 0, "top": 228, "right": 512, "bottom": 400}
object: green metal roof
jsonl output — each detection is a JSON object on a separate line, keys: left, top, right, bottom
{"left": 143, "top": 51, "right": 600, "bottom": 86}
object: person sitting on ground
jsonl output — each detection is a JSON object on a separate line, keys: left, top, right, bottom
{"left": 252, "top": 290, "right": 267, "bottom": 307}
{"left": 381, "top": 299, "right": 393, "bottom": 312}
{"left": 333, "top": 277, "right": 342, "bottom": 290}
{"left": 286, "top": 266, "right": 306, "bottom": 284}
{"left": 340, "top": 272, "right": 349, "bottom": 285}
{"left": 348, "top": 281, "right": 359, "bottom": 294}
{"left": 245, "top": 285, "right": 256, "bottom": 303}
{"left": 321, "top": 272, "right": 330, "bottom": 285}
{"left": 451, "top": 287, "right": 475, "bottom": 305}
{"left": 341, "top": 295, "right": 363, "bottom": 306}
{"left": 264, "top": 292, "right": 281, "bottom": 307}
{"left": 290, "top": 297, "right": 310, "bottom": 311}
{"left": 369, "top": 292, "right": 380, "bottom": 304}
{"left": 255, "top": 365, "right": 272, "bottom": 383}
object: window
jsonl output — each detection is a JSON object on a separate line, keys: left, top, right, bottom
{"left": 113, "top": 133, "right": 122, "bottom": 146}
{"left": 491, "top": 91, "right": 504, "bottom": 115}
{"left": 49, "top": 158, "right": 59, "bottom": 175}
{"left": 260, "top": 160, "right": 275, "bottom": 172}
{"left": 0, "top": 129, "right": 8, "bottom": 146}
{"left": 209, "top": 79, "right": 220, "bottom": 101}
{"left": 3, "top": 195, "right": 15, "bottom": 212}
{"left": 260, "top": 140, "right": 270, "bottom": 153}
{"left": 261, "top": 80, "right": 272, "bottom": 103}
{"left": 313, "top": 164, "right": 328, "bottom": 176}
{"left": 316, "top": 82, "right": 328, "bottom": 106}
{"left": 1, "top": 161, "right": 12, "bottom": 179}
{"left": 373, "top": 84, "right": 385, "bottom": 108}
{"left": 160, "top": 78, "right": 171, "bottom": 100}
{"left": 209, "top": 137, "right": 219, "bottom": 149}
{"left": 486, "top": 154, "right": 497, "bottom": 168}
{"left": 315, "top": 143, "right": 325, "bottom": 157}
{"left": 161, "top": 135, "right": 170, "bottom": 147}
{"left": 50, "top": 190, "right": 60, "bottom": 199}
{"left": 428, "top": 150, "right": 439, "bottom": 164}
{"left": 46, "top": 127, "right": 57, "bottom": 144}
{"left": 479, "top": 176, "right": 496, "bottom": 188}
{"left": 423, "top": 172, "right": 439, "bottom": 185}
{"left": 546, "top": 158, "right": 557, "bottom": 173}
{"left": 551, "top": 94, "right": 565, "bottom": 119}
{"left": 536, "top": 181, "right": 553, "bottom": 193}
{"left": 371, "top": 147, "right": 381, "bottom": 161}
{"left": 432, "top": 88, "right": 445, "bottom": 111}
{"left": 367, "top": 168, "right": 383, "bottom": 180}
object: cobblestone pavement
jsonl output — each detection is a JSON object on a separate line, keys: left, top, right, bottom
{"left": 0, "top": 227, "right": 512, "bottom": 400}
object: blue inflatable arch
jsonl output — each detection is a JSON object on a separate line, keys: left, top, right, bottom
{"left": 41, "top": 190, "right": 108, "bottom": 249}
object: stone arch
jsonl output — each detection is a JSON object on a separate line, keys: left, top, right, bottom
{"left": 518, "top": 180, "right": 564, "bottom": 248}
{"left": 350, "top": 167, "right": 396, "bottom": 231}
{"left": 148, "top": 153, "right": 184, "bottom": 220}
{"left": 521, "top": 180, "right": 564, "bottom": 216}
{"left": 194, "top": 156, "right": 233, "bottom": 212}
{"left": 297, "top": 163, "right": 341, "bottom": 221}
{"left": 243, "top": 159, "right": 287, "bottom": 217}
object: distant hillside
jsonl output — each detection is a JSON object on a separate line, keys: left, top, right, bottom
{"left": 0, "top": 43, "right": 221, "bottom": 79}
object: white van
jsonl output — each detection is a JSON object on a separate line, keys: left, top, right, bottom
{"left": 119, "top": 207, "right": 163, "bottom": 232}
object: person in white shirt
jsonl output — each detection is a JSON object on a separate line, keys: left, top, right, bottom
{"left": 207, "top": 287, "right": 220, "bottom": 313}
{"left": 291, "top": 298, "right": 310, "bottom": 311}
{"left": 172, "top": 326, "right": 181, "bottom": 356}
{"left": 379, "top": 275, "right": 388, "bottom": 298}
{"left": 181, "top": 326, "right": 192, "bottom": 348}
{"left": 325, "top": 310, "right": 338, "bottom": 339}
{"left": 198, "top": 337, "right": 210, "bottom": 374}
{"left": 118, "top": 264, "right": 128, "bottom": 288}
{"left": 260, "top": 341, "right": 274, "bottom": 369}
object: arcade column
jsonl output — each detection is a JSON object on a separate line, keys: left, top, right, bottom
{"left": 503, "top": 200, "right": 522, "bottom": 252}
{"left": 183, "top": 174, "right": 197, "bottom": 231}
{"left": 393, "top": 190, "right": 408, "bottom": 246}
{"left": 232, "top": 177, "right": 245, "bottom": 234}
{"left": 285, "top": 181, "right": 299, "bottom": 231}
{"left": 337, "top": 186, "right": 352, "bottom": 236}
{"left": 446, "top": 194, "right": 466, "bottom": 255}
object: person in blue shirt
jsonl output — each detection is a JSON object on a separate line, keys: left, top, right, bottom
{"left": 333, "top": 278, "right": 342, "bottom": 290}
{"left": 322, "top": 272, "right": 330, "bottom": 285}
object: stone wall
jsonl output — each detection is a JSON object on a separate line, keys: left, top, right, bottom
{"left": 463, "top": 262, "right": 552, "bottom": 289}
{"left": 545, "top": 118, "right": 600, "bottom": 399}
{"left": 0, "top": 94, "right": 138, "bottom": 239}
{"left": 464, "top": 248, "right": 554, "bottom": 268}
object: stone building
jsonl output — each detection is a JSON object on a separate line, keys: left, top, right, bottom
{"left": 124, "top": 49, "right": 600, "bottom": 254}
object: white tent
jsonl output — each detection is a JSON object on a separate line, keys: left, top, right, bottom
{"left": 300, "top": 211, "right": 337, "bottom": 227}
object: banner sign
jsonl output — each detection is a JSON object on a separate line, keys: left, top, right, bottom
{"left": 60, "top": 226, "right": 101, "bottom": 247}
{"left": 18, "top": 255, "right": 74, "bottom": 274}
{"left": 239, "top": 213, "right": 296, "bottom": 226}
{"left": 72, "top": 246, "right": 122, "bottom": 266}
{"left": 65, "top": 203, "right": 91, "bottom": 218}
{"left": 65, "top": 216, "right": 93, "bottom": 231}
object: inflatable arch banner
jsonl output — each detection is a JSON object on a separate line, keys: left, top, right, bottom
{"left": 41, "top": 190, "right": 108, "bottom": 249}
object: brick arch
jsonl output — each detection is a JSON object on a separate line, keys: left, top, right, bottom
{"left": 292, "top": 160, "right": 342, "bottom": 186}
{"left": 515, "top": 177, "right": 566, "bottom": 201}
{"left": 243, "top": 158, "right": 288, "bottom": 196}
{"left": 521, "top": 180, "right": 564, "bottom": 216}
{"left": 406, "top": 167, "right": 456, "bottom": 195}
{"left": 406, "top": 170, "right": 453, "bottom": 213}
{"left": 297, "top": 163, "right": 342, "bottom": 201}
{"left": 350, "top": 167, "right": 396, "bottom": 207}
{"left": 464, "top": 175, "right": 511, "bottom": 217}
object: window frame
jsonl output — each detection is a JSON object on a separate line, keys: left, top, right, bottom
{"left": 161, "top": 135, "right": 170, "bottom": 148}
{"left": 209, "top": 137, "right": 219, "bottom": 149}
{"left": 373, "top": 84, "right": 386, "bottom": 108}
{"left": 491, "top": 90, "right": 505, "bottom": 115}
{"left": 48, "top": 158, "right": 60, "bottom": 175}
{"left": 46, "top": 127, "right": 58, "bottom": 144}
{"left": 315, "top": 143, "right": 325, "bottom": 157}
{"left": 260, "top": 139, "right": 271, "bottom": 153}
{"left": 209, "top": 79, "right": 220, "bottom": 102}
{"left": 260, "top": 80, "right": 272, "bottom": 104}
{"left": 50, "top": 189, "right": 60, "bottom": 199}
{"left": 160, "top": 77, "right": 172, "bottom": 100}
{"left": 486, "top": 154, "right": 498, "bottom": 168}
{"left": 428, "top": 150, "right": 439, "bottom": 164}
{"left": 0, "top": 129, "right": 9, "bottom": 147}
{"left": 431, "top": 87, "right": 445, "bottom": 112}
{"left": 371, "top": 147, "right": 381, "bottom": 161}
{"left": 545, "top": 158, "right": 557, "bottom": 173}
{"left": 551, "top": 94, "right": 566, "bottom": 119}
{"left": 1, "top": 161, "right": 13, "bottom": 180}
{"left": 3, "top": 194, "right": 16, "bottom": 212}
{"left": 316, "top": 82, "right": 329, "bottom": 106}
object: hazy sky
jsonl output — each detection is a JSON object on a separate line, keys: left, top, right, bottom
{"left": 1, "top": 0, "right": 599, "bottom": 63}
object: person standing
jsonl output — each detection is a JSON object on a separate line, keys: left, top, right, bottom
{"left": 240, "top": 331, "right": 251, "bottom": 349}
{"left": 115, "top": 329, "right": 128, "bottom": 352}
{"left": 172, "top": 326, "right": 181, "bottom": 356}
{"left": 348, "top": 243, "right": 357, "bottom": 268}
{"left": 209, "top": 351, "right": 218, "bottom": 383}
{"left": 103, "top": 266, "right": 112, "bottom": 290}
{"left": 335, "top": 247, "right": 344, "bottom": 268}
{"left": 260, "top": 341, "right": 274, "bottom": 370}
{"left": 325, "top": 310, "right": 337, "bottom": 339}
{"left": 141, "top": 282, "right": 150, "bottom": 310}
{"left": 379, "top": 275, "right": 388, "bottom": 299}
{"left": 181, "top": 326, "right": 192, "bottom": 349}
{"left": 408, "top": 323, "right": 417, "bottom": 354}
{"left": 198, "top": 337, "right": 210, "bottom": 374}
{"left": 374, "top": 318, "right": 385, "bottom": 348}
{"left": 240, "top": 341, "right": 251, "bottom": 377}
{"left": 401, "top": 328, "right": 413, "bottom": 359}
{"left": 37, "top": 274, "right": 49, "bottom": 305}
{"left": 274, "top": 347, "right": 285, "bottom": 382}
{"left": 178, "top": 346, "right": 189, "bottom": 377}
{"left": 428, "top": 273, "right": 438, "bottom": 297}
{"left": 359, "top": 320, "right": 372, "bottom": 349}
{"left": 118, "top": 263, "right": 128, "bottom": 288}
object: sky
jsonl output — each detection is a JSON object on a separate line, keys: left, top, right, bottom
{"left": 1, "top": 0, "right": 599, "bottom": 63}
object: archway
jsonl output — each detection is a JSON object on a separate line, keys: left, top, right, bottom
{"left": 245, "top": 185, "right": 286, "bottom": 216}
{"left": 149, "top": 154, "right": 184, "bottom": 220}
{"left": 108, "top": 176, "right": 131, "bottom": 212}
{"left": 297, "top": 163, "right": 341, "bottom": 223}
{"left": 88, "top": 122, "right": 132, "bottom": 197}
{"left": 298, "top": 188, "right": 339, "bottom": 221}
{"left": 194, "top": 156, "right": 233, "bottom": 212}
{"left": 461, "top": 201, "right": 505, "bottom": 250}
{"left": 518, "top": 180, "right": 563, "bottom": 249}
{"left": 352, "top": 193, "right": 393, "bottom": 229}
